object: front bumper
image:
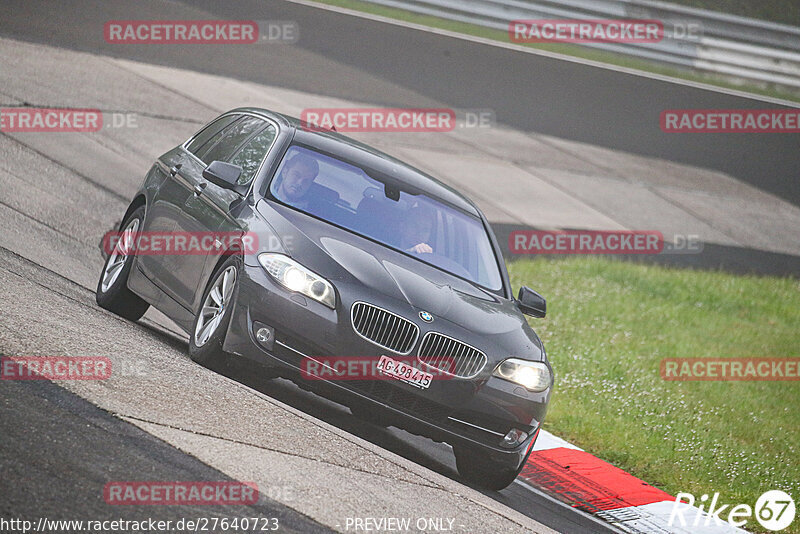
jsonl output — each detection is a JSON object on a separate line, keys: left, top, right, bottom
{"left": 222, "top": 264, "right": 550, "bottom": 470}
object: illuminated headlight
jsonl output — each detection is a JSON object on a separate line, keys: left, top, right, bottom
{"left": 493, "top": 359, "right": 551, "bottom": 392}
{"left": 258, "top": 253, "right": 336, "bottom": 308}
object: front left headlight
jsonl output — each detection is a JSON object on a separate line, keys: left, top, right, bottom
{"left": 493, "top": 358, "right": 551, "bottom": 392}
{"left": 258, "top": 253, "right": 336, "bottom": 309}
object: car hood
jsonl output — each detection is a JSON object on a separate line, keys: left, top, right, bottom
{"left": 256, "top": 200, "right": 534, "bottom": 340}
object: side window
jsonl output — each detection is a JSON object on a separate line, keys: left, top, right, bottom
{"left": 186, "top": 115, "right": 240, "bottom": 157}
{"left": 199, "top": 116, "right": 265, "bottom": 165}
{"left": 229, "top": 124, "right": 278, "bottom": 185}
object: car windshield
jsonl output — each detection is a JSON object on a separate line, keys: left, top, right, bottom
{"left": 269, "top": 145, "right": 503, "bottom": 291}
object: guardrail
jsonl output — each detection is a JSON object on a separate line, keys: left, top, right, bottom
{"left": 362, "top": 0, "right": 800, "bottom": 90}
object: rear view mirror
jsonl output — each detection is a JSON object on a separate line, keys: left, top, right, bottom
{"left": 517, "top": 286, "right": 546, "bottom": 318}
{"left": 202, "top": 161, "right": 243, "bottom": 190}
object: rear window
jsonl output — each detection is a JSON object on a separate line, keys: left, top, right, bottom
{"left": 268, "top": 145, "right": 503, "bottom": 291}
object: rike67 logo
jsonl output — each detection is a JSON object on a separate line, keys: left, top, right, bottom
{"left": 670, "top": 490, "right": 795, "bottom": 531}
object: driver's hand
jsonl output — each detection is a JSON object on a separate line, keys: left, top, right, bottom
{"left": 409, "top": 243, "right": 433, "bottom": 254}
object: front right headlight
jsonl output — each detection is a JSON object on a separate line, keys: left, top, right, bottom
{"left": 258, "top": 253, "right": 336, "bottom": 309}
{"left": 493, "top": 358, "right": 551, "bottom": 392}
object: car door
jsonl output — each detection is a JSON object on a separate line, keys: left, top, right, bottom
{"left": 136, "top": 114, "right": 240, "bottom": 286}
{"left": 173, "top": 116, "right": 277, "bottom": 310}
{"left": 140, "top": 114, "right": 244, "bottom": 305}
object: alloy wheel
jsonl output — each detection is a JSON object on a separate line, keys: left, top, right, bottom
{"left": 194, "top": 266, "right": 237, "bottom": 347}
{"left": 101, "top": 218, "right": 140, "bottom": 293}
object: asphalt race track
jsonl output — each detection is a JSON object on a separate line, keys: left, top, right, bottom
{"left": 0, "top": 373, "right": 333, "bottom": 534}
{"left": 0, "top": 1, "right": 797, "bottom": 533}
{"left": 1, "top": 0, "right": 797, "bottom": 206}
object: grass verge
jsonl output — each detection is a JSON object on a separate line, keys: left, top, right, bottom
{"left": 311, "top": 0, "right": 800, "bottom": 104}
{"left": 506, "top": 257, "right": 800, "bottom": 533}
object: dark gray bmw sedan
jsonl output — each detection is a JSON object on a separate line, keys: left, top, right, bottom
{"left": 96, "top": 107, "right": 552, "bottom": 490}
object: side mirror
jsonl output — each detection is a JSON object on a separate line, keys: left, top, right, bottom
{"left": 517, "top": 286, "right": 546, "bottom": 318}
{"left": 202, "top": 161, "right": 243, "bottom": 190}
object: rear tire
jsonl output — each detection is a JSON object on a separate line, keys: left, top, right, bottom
{"left": 189, "top": 256, "right": 240, "bottom": 370}
{"left": 96, "top": 206, "right": 149, "bottom": 321}
{"left": 454, "top": 445, "right": 528, "bottom": 491}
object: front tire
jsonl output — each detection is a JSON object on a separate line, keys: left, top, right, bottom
{"left": 189, "top": 256, "right": 239, "bottom": 369}
{"left": 96, "top": 206, "right": 149, "bottom": 321}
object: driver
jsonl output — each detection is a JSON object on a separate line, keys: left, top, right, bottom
{"left": 400, "top": 205, "right": 436, "bottom": 254}
{"left": 274, "top": 153, "right": 320, "bottom": 209}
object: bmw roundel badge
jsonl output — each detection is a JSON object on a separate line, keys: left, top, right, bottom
{"left": 419, "top": 311, "right": 433, "bottom": 323}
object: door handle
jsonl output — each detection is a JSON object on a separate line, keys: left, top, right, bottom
{"left": 169, "top": 163, "right": 182, "bottom": 177}
{"left": 193, "top": 182, "right": 207, "bottom": 196}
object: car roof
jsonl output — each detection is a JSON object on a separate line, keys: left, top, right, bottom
{"left": 232, "top": 107, "right": 481, "bottom": 217}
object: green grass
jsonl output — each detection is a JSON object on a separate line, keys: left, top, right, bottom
{"left": 506, "top": 257, "right": 800, "bottom": 533}
{"left": 313, "top": 0, "right": 800, "bottom": 104}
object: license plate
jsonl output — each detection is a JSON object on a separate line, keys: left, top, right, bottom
{"left": 377, "top": 355, "right": 433, "bottom": 389}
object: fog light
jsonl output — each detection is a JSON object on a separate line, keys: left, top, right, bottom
{"left": 253, "top": 322, "right": 275, "bottom": 351}
{"left": 501, "top": 428, "right": 528, "bottom": 448}
{"left": 256, "top": 328, "right": 272, "bottom": 344}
